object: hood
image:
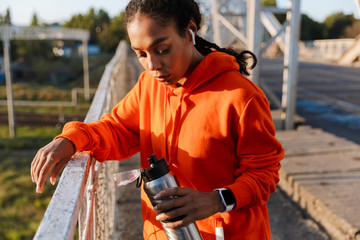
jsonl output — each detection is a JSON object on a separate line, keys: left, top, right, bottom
{"left": 162, "top": 51, "right": 240, "bottom": 165}
{"left": 167, "top": 51, "right": 240, "bottom": 95}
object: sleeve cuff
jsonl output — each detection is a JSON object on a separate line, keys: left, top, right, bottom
{"left": 226, "top": 180, "right": 255, "bottom": 210}
{"left": 54, "top": 121, "right": 97, "bottom": 153}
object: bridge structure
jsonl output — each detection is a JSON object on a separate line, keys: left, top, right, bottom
{"left": 29, "top": 0, "right": 360, "bottom": 239}
{"left": 204, "top": 0, "right": 360, "bottom": 130}
{"left": 0, "top": 25, "right": 90, "bottom": 138}
{"left": 200, "top": 0, "right": 302, "bottom": 130}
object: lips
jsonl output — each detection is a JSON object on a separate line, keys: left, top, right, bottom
{"left": 154, "top": 74, "right": 171, "bottom": 83}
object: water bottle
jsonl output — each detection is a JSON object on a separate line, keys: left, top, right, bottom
{"left": 139, "top": 154, "right": 203, "bottom": 240}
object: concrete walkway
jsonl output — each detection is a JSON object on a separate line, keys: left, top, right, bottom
{"left": 114, "top": 118, "right": 360, "bottom": 239}
{"left": 114, "top": 153, "right": 143, "bottom": 240}
{"left": 276, "top": 126, "right": 360, "bottom": 240}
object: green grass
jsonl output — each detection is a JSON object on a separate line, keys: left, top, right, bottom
{"left": 0, "top": 53, "right": 111, "bottom": 239}
{"left": 0, "top": 84, "right": 72, "bottom": 101}
{"left": 0, "top": 126, "right": 62, "bottom": 239}
{"left": 0, "top": 126, "right": 61, "bottom": 150}
{"left": 0, "top": 104, "right": 91, "bottom": 115}
{"left": 0, "top": 149, "right": 58, "bottom": 240}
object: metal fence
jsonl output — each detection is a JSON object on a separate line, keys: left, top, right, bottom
{"left": 299, "top": 38, "right": 356, "bottom": 61}
{"left": 0, "top": 25, "right": 89, "bottom": 41}
{"left": 33, "top": 40, "right": 137, "bottom": 240}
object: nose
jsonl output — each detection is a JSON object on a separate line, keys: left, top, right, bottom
{"left": 147, "top": 55, "right": 161, "bottom": 71}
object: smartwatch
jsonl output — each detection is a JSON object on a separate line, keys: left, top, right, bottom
{"left": 214, "top": 188, "right": 236, "bottom": 212}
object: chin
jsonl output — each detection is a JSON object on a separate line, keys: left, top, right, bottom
{"left": 164, "top": 79, "right": 179, "bottom": 86}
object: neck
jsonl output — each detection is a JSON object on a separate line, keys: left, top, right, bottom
{"left": 189, "top": 49, "right": 204, "bottom": 73}
{"left": 173, "top": 48, "right": 204, "bottom": 88}
{"left": 183, "top": 48, "right": 204, "bottom": 79}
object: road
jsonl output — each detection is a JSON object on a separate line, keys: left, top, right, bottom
{"left": 268, "top": 190, "right": 330, "bottom": 240}
{"left": 261, "top": 58, "right": 360, "bottom": 144}
{"left": 263, "top": 58, "right": 360, "bottom": 239}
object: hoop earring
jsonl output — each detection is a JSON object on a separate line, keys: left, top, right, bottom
{"left": 189, "top": 29, "right": 196, "bottom": 45}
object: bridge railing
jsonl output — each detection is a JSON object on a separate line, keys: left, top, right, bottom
{"left": 33, "top": 40, "right": 136, "bottom": 240}
{"left": 299, "top": 38, "right": 355, "bottom": 61}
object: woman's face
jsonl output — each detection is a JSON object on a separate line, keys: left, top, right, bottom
{"left": 127, "top": 13, "right": 195, "bottom": 86}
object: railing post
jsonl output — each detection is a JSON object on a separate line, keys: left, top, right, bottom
{"left": 281, "top": 0, "right": 301, "bottom": 130}
{"left": 211, "top": 0, "right": 222, "bottom": 46}
{"left": 78, "top": 159, "right": 96, "bottom": 240}
{"left": 2, "top": 25, "right": 16, "bottom": 138}
{"left": 82, "top": 40, "right": 90, "bottom": 102}
{"left": 247, "top": 0, "right": 262, "bottom": 85}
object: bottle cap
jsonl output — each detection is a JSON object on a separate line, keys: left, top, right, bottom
{"left": 141, "top": 154, "right": 170, "bottom": 182}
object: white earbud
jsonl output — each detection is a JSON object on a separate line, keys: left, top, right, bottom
{"left": 189, "top": 29, "right": 196, "bottom": 45}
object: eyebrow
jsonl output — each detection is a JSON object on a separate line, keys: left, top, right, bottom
{"left": 131, "top": 36, "right": 169, "bottom": 50}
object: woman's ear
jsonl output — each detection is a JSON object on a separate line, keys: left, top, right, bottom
{"left": 187, "top": 18, "right": 198, "bottom": 45}
{"left": 189, "top": 29, "right": 196, "bottom": 45}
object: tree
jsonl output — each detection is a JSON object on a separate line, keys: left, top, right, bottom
{"left": 343, "top": 20, "right": 360, "bottom": 38}
{"left": 301, "top": 14, "right": 326, "bottom": 40}
{"left": 93, "top": 9, "right": 111, "bottom": 51}
{"left": 30, "top": 13, "right": 39, "bottom": 26}
{"left": 4, "top": 8, "right": 11, "bottom": 25}
{"left": 64, "top": 8, "right": 112, "bottom": 50}
{"left": 64, "top": 9, "right": 97, "bottom": 43}
{"left": 63, "top": 8, "right": 127, "bottom": 52}
{"left": 262, "top": 0, "right": 277, "bottom": 6}
{"left": 323, "top": 12, "right": 355, "bottom": 39}
{"left": 0, "top": 8, "right": 12, "bottom": 25}
{"left": 105, "top": 12, "right": 127, "bottom": 52}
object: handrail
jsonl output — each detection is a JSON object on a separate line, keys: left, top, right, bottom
{"left": 299, "top": 38, "right": 356, "bottom": 61}
{"left": 0, "top": 25, "right": 89, "bottom": 41}
{"left": 33, "top": 40, "right": 135, "bottom": 240}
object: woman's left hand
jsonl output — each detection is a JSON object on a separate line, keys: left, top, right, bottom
{"left": 153, "top": 187, "right": 225, "bottom": 229}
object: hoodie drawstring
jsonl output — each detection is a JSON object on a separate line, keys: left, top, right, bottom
{"left": 169, "top": 92, "right": 184, "bottom": 166}
{"left": 164, "top": 87, "right": 169, "bottom": 162}
{"left": 163, "top": 86, "right": 185, "bottom": 166}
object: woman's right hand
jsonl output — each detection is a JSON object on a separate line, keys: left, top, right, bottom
{"left": 31, "top": 137, "right": 75, "bottom": 193}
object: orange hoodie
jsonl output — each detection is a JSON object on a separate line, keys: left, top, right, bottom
{"left": 57, "top": 52, "right": 284, "bottom": 240}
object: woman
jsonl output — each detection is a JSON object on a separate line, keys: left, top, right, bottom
{"left": 31, "top": 0, "right": 284, "bottom": 239}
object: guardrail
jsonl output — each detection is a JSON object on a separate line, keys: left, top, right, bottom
{"left": 0, "top": 25, "right": 89, "bottom": 41}
{"left": 33, "top": 40, "right": 136, "bottom": 240}
{"left": 0, "top": 88, "right": 97, "bottom": 108}
{"left": 299, "top": 38, "right": 356, "bottom": 62}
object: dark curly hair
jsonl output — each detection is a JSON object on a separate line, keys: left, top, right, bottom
{"left": 125, "top": 0, "right": 257, "bottom": 76}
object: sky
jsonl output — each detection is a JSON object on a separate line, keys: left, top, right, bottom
{"left": 0, "top": 0, "right": 359, "bottom": 26}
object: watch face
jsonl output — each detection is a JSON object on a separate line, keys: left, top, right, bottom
{"left": 222, "top": 189, "right": 235, "bottom": 205}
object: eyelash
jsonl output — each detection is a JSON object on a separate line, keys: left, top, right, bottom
{"left": 137, "top": 47, "right": 170, "bottom": 59}
{"left": 158, "top": 48, "right": 169, "bottom": 55}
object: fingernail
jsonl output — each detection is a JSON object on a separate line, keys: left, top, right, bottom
{"left": 156, "top": 215, "right": 161, "bottom": 221}
{"left": 50, "top": 177, "right": 56, "bottom": 185}
{"left": 154, "top": 194, "right": 160, "bottom": 200}
{"left": 36, "top": 185, "right": 42, "bottom": 193}
{"left": 153, "top": 206, "right": 158, "bottom": 211}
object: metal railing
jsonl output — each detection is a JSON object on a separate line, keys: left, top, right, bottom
{"left": 0, "top": 88, "right": 97, "bottom": 107}
{"left": 299, "top": 38, "right": 356, "bottom": 62}
{"left": 0, "top": 25, "right": 89, "bottom": 41}
{"left": 33, "top": 40, "right": 137, "bottom": 240}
